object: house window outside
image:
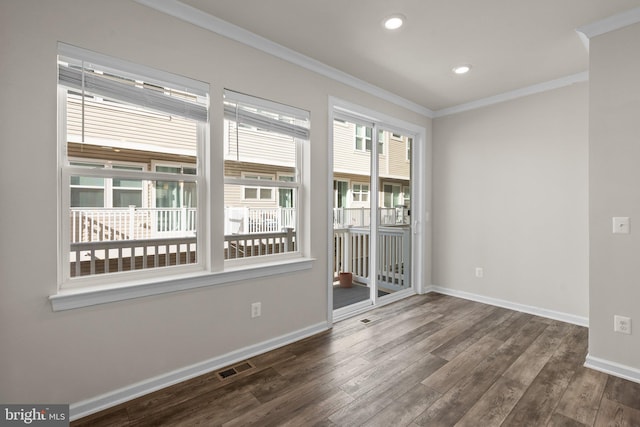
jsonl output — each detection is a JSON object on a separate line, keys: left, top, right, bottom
{"left": 223, "top": 90, "right": 309, "bottom": 261}
{"left": 242, "top": 174, "right": 275, "bottom": 201}
{"left": 383, "top": 183, "right": 402, "bottom": 208}
{"left": 355, "top": 124, "right": 372, "bottom": 151}
{"left": 58, "top": 43, "right": 208, "bottom": 286}
{"left": 352, "top": 183, "right": 369, "bottom": 202}
{"left": 355, "top": 125, "right": 384, "bottom": 154}
{"left": 112, "top": 165, "right": 144, "bottom": 208}
{"left": 277, "top": 174, "right": 295, "bottom": 208}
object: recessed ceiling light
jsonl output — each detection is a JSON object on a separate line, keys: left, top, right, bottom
{"left": 383, "top": 14, "right": 405, "bottom": 30}
{"left": 452, "top": 65, "right": 472, "bottom": 75}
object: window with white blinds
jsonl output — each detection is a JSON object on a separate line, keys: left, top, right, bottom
{"left": 223, "top": 90, "right": 309, "bottom": 260}
{"left": 57, "top": 43, "right": 209, "bottom": 288}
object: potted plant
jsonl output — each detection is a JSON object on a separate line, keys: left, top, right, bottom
{"left": 338, "top": 271, "right": 353, "bottom": 288}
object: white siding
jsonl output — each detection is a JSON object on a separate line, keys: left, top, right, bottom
{"left": 225, "top": 120, "right": 296, "bottom": 167}
{"left": 67, "top": 94, "right": 197, "bottom": 156}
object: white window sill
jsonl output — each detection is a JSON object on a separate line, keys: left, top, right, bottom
{"left": 50, "top": 257, "right": 314, "bottom": 311}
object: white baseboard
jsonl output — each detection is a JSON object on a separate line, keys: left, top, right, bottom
{"left": 70, "top": 321, "right": 329, "bottom": 421}
{"left": 426, "top": 285, "right": 589, "bottom": 327}
{"left": 585, "top": 354, "right": 640, "bottom": 384}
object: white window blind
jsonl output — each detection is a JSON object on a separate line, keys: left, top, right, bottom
{"left": 223, "top": 90, "right": 310, "bottom": 140}
{"left": 58, "top": 43, "right": 208, "bottom": 122}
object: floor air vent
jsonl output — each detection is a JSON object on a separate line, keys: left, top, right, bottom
{"left": 216, "top": 361, "right": 255, "bottom": 380}
{"left": 361, "top": 319, "right": 371, "bottom": 323}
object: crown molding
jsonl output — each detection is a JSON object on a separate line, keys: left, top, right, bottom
{"left": 577, "top": 6, "right": 640, "bottom": 43}
{"left": 433, "top": 71, "right": 589, "bottom": 118}
{"left": 133, "top": 0, "right": 435, "bottom": 118}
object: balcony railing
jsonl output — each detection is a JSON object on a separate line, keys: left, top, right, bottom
{"left": 70, "top": 206, "right": 296, "bottom": 243}
{"left": 333, "top": 207, "right": 410, "bottom": 228}
{"left": 69, "top": 229, "right": 296, "bottom": 277}
{"left": 70, "top": 207, "right": 197, "bottom": 243}
{"left": 68, "top": 207, "right": 409, "bottom": 287}
{"left": 333, "top": 225, "right": 411, "bottom": 292}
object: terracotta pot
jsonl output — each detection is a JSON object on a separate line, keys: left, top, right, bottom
{"left": 339, "top": 272, "right": 353, "bottom": 288}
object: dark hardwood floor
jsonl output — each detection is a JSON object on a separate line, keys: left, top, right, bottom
{"left": 72, "top": 293, "right": 640, "bottom": 426}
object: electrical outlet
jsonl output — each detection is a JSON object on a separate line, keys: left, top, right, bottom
{"left": 612, "top": 217, "right": 630, "bottom": 234}
{"left": 251, "top": 302, "right": 261, "bottom": 318}
{"left": 614, "top": 315, "right": 631, "bottom": 334}
{"left": 475, "top": 267, "right": 484, "bottom": 278}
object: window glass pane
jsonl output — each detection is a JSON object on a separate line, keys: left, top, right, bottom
{"left": 112, "top": 165, "right": 144, "bottom": 190}
{"left": 156, "top": 166, "right": 182, "bottom": 174}
{"left": 113, "top": 190, "right": 142, "bottom": 207}
{"left": 71, "top": 187, "right": 104, "bottom": 207}
{"left": 260, "top": 188, "right": 272, "bottom": 199}
{"left": 113, "top": 178, "right": 142, "bottom": 188}
{"left": 60, "top": 46, "right": 206, "bottom": 282}
{"left": 244, "top": 188, "right": 258, "bottom": 199}
{"left": 223, "top": 91, "right": 307, "bottom": 262}
{"left": 71, "top": 176, "right": 104, "bottom": 187}
{"left": 224, "top": 183, "right": 297, "bottom": 256}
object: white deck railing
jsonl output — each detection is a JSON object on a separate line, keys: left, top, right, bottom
{"left": 224, "top": 207, "right": 296, "bottom": 234}
{"left": 333, "top": 226, "right": 411, "bottom": 291}
{"left": 333, "top": 207, "right": 410, "bottom": 228}
{"left": 71, "top": 206, "right": 296, "bottom": 243}
{"left": 225, "top": 228, "right": 295, "bottom": 260}
{"left": 70, "top": 207, "right": 197, "bottom": 243}
{"left": 69, "top": 229, "right": 296, "bottom": 277}
{"left": 70, "top": 236, "right": 197, "bottom": 277}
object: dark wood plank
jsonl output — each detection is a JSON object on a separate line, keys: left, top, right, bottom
{"left": 503, "top": 320, "right": 572, "bottom": 386}
{"left": 70, "top": 295, "right": 638, "bottom": 427}
{"left": 594, "top": 396, "right": 640, "bottom": 427}
{"left": 430, "top": 305, "right": 510, "bottom": 360}
{"left": 271, "top": 389, "right": 354, "bottom": 427}
{"left": 360, "top": 384, "right": 440, "bottom": 427}
{"left": 554, "top": 366, "right": 608, "bottom": 425}
{"left": 413, "top": 319, "right": 549, "bottom": 426}
{"left": 547, "top": 412, "right": 589, "bottom": 427}
{"left": 501, "top": 325, "right": 588, "bottom": 426}
{"left": 603, "top": 375, "right": 640, "bottom": 411}
{"left": 222, "top": 356, "right": 372, "bottom": 426}
{"left": 70, "top": 407, "right": 130, "bottom": 427}
{"left": 328, "top": 353, "right": 446, "bottom": 426}
{"left": 421, "top": 335, "right": 503, "bottom": 393}
{"left": 455, "top": 376, "right": 527, "bottom": 427}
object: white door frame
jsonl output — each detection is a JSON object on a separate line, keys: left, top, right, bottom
{"left": 327, "top": 97, "right": 429, "bottom": 324}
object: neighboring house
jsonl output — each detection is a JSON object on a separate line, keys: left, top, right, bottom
{"left": 66, "top": 93, "right": 410, "bottom": 235}
{"left": 333, "top": 119, "right": 412, "bottom": 227}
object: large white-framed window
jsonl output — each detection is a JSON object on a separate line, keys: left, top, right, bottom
{"left": 52, "top": 46, "right": 314, "bottom": 311}
{"left": 57, "top": 43, "right": 209, "bottom": 289}
{"left": 223, "top": 89, "right": 309, "bottom": 262}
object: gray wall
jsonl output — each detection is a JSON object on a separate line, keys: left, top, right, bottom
{"left": 0, "top": 0, "right": 430, "bottom": 405}
{"left": 589, "top": 23, "right": 640, "bottom": 371}
{"left": 433, "top": 83, "right": 589, "bottom": 319}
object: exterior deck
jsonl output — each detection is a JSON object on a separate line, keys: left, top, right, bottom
{"left": 68, "top": 207, "right": 410, "bottom": 289}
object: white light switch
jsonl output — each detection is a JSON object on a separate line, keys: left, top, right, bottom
{"left": 613, "top": 217, "right": 630, "bottom": 234}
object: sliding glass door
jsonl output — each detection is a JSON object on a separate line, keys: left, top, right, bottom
{"left": 331, "top": 115, "right": 413, "bottom": 313}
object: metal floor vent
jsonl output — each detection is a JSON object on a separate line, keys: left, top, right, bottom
{"left": 361, "top": 319, "right": 371, "bottom": 324}
{"left": 217, "top": 361, "right": 255, "bottom": 380}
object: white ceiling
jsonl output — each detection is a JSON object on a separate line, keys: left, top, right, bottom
{"left": 175, "top": 1, "right": 640, "bottom": 112}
